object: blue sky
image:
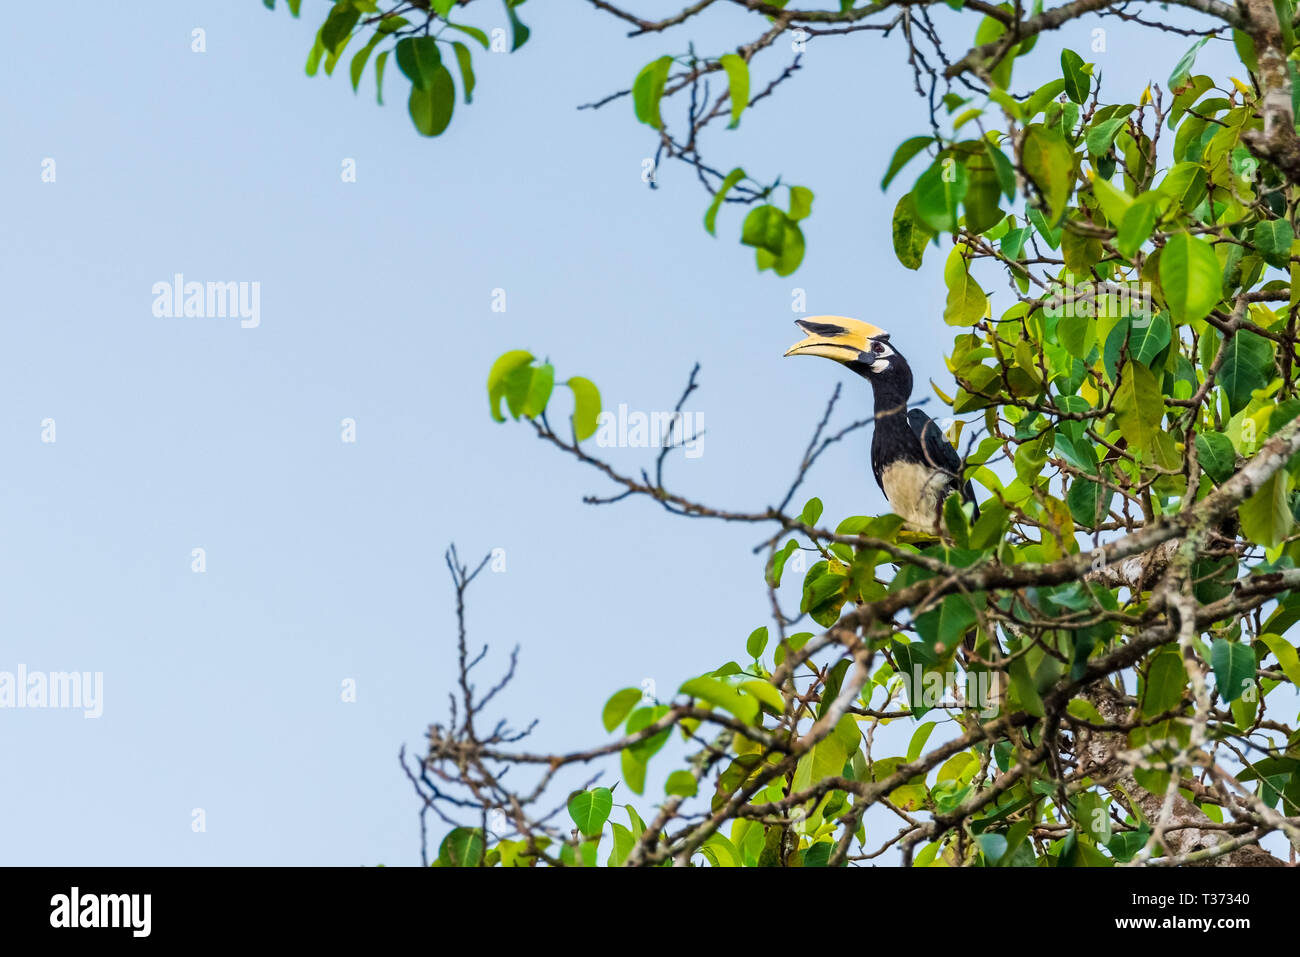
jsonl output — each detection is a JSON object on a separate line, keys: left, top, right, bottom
{"left": 0, "top": 2, "right": 1249, "bottom": 864}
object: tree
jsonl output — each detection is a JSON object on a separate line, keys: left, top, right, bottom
{"left": 271, "top": 0, "right": 1300, "bottom": 866}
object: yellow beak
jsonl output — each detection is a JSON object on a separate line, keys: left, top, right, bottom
{"left": 784, "top": 316, "right": 888, "bottom": 362}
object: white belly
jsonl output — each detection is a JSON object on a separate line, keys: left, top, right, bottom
{"left": 881, "top": 461, "right": 952, "bottom": 534}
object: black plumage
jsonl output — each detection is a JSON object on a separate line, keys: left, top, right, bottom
{"left": 906, "top": 409, "right": 980, "bottom": 524}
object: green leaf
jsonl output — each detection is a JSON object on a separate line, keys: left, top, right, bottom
{"left": 985, "top": 140, "right": 1017, "bottom": 201}
{"left": 1067, "top": 697, "right": 1106, "bottom": 724}
{"left": 800, "top": 561, "right": 849, "bottom": 628}
{"left": 395, "top": 35, "right": 440, "bottom": 90}
{"left": 502, "top": 0, "right": 530, "bottom": 50}
{"left": 408, "top": 64, "right": 456, "bottom": 136}
{"left": 1061, "top": 49, "right": 1089, "bottom": 104}
{"left": 768, "top": 539, "right": 798, "bottom": 587}
{"left": 1258, "top": 633, "right": 1300, "bottom": 687}
{"left": 942, "top": 492, "right": 971, "bottom": 548}
{"left": 502, "top": 364, "right": 534, "bottom": 418}
{"left": 913, "top": 158, "right": 968, "bottom": 233}
{"left": 746, "top": 626, "right": 769, "bottom": 659}
{"left": 1067, "top": 475, "right": 1112, "bottom": 528}
{"left": 1195, "top": 432, "right": 1236, "bottom": 484}
{"left": 963, "top": 162, "right": 1004, "bottom": 234}
{"left": 1116, "top": 196, "right": 1160, "bottom": 258}
{"left": 679, "top": 676, "right": 760, "bottom": 725}
{"left": 1218, "top": 331, "right": 1274, "bottom": 415}
{"left": 788, "top": 185, "right": 814, "bottom": 222}
{"left": 568, "top": 788, "right": 614, "bottom": 837}
{"left": 633, "top": 56, "right": 673, "bottom": 129}
{"left": 451, "top": 41, "right": 475, "bottom": 103}
{"left": 1239, "top": 469, "right": 1293, "bottom": 548}
{"left": 1008, "top": 655, "right": 1044, "bottom": 717}
{"left": 988, "top": 87, "right": 1024, "bottom": 123}
{"left": 1159, "top": 232, "right": 1221, "bottom": 323}
{"left": 566, "top": 376, "right": 601, "bottom": 441}
{"left": 1024, "top": 79, "right": 1066, "bottom": 118}
{"left": 803, "top": 843, "right": 834, "bottom": 867}
{"left": 1160, "top": 162, "right": 1208, "bottom": 212}
{"left": 1211, "top": 639, "right": 1256, "bottom": 703}
{"left": 700, "top": 833, "right": 741, "bottom": 867}
{"left": 1234, "top": 29, "right": 1260, "bottom": 74}
{"left": 621, "top": 749, "right": 647, "bottom": 794}
{"left": 602, "top": 687, "right": 641, "bottom": 732}
{"left": 1108, "top": 829, "right": 1149, "bottom": 863}
{"left": 937, "top": 594, "right": 978, "bottom": 653}
{"left": 907, "top": 722, "right": 936, "bottom": 762}
{"left": 943, "top": 247, "right": 987, "bottom": 325}
{"left": 763, "top": 222, "right": 805, "bottom": 276}
{"left": 741, "top": 204, "right": 786, "bottom": 254}
{"left": 892, "top": 193, "right": 935, "bottom": 270}
{"left": 1113, "top": 360, "right": 1163, "bottom": 454}
{"left": 977, "top": 833, "right": 1008, "bottom": 864}
{"left": 809, "top": 734, "right": 849, "bottom": 784}
{"left": 1129, "top": 312, "right": 1171, "bottom": 366}
{"left": 1254, "top": 219, "right": 1294, "bottom": 270}
{"left": 1169, "top": 37, "right": 1210, "bottom": 90}
{"left": 306, "top": 32, "right": 326, "bottom": 76}
{"left": 350, "top": 32, "right": 383, "bottom": 93}
{"left": 439, "top": 827, "right": 485, "bottom": 867}
{"left": 522, "top": 362, "right": 554, "bottom": 417}
{"left": 487, "top": 351, "right": 534, "bottom": 422}
{"left": 375, "top": 49, "right": 389, "bottom": 104}
{"left": 608, "top": 822, "right": 635, "bottom": 866}
{"left": 1021, "top": 125, "right": 1074, "bottom": 227}
{"left": 1230, "top": 687, "right": 1257, "bottom": 731}
{"left": 704, "top": 168, "right": 745, "bottom": 236}
{"left": 320, "top": 4, "right": 361, "bottom": 54}
{"left": 1085, "top": 117, "right": 1127, "bottom": 157}
{"left": 665, "top": 771, "right": 698, "bottom": 797}
{"left": 719, "top": 53, "right": 749, "bottom": 128}
{"left": 742, "top": 206, "right": 806, "bottom": 276}
{"left": 741, "top": 680, "right": 785, "bottom": 714}
{"left": 1142, "top": 648, "right": 1186, "bottom": 716}
{"left": 882, "top": 136, "right": 934, "bottom": 190}
{"left": 799, "top": 497, "right": 823, "bottom": 526}
{"left": 1027, "top": 206, "right": 1063, "bottom": 249}
{"left": 969, "top": 499, "right": 1009, "bottom": 549}
{"left": 626, "top": 706, "right": 671, "bottom": 760}
{"left": 1089, "top": 174, "right": 1132, "bottom": 225}
{"left": 1062, "top": 226, "right": 1102, "bottom": 275}
{"left": 447, "top": 22, "right": 490, "bottom": 49}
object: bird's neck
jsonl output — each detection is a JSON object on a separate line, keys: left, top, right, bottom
{"left": 866, "top": 371, "right": 913, "bottom": 422}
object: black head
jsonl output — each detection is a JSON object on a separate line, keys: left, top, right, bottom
{"left": 846, "top": 334, "right": 910, "bottom": 385}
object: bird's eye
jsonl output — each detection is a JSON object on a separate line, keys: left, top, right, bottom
{"left": 871, "top": 342, "right": 885, "bottom": 355}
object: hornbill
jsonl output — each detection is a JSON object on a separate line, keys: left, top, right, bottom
{"left": 785, "top": 316, "right": 979, "bottom": 537}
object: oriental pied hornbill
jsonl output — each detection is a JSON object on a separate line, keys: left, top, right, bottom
{"left": 785, "top": 316, "right": 979, "bottom": 536}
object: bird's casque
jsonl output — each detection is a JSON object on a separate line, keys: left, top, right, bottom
{"left": 785, "top": 316, "right": 979, "bottom": 536}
